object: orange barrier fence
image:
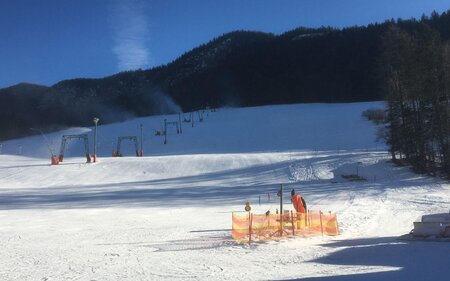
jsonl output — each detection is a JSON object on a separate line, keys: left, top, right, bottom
{"left": 232, "top": 210, "right": 339, "bottom": 243}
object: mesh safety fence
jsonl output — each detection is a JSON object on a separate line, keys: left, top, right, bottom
{"left": 232, "top": 210, "right": 339, "bottom": 243}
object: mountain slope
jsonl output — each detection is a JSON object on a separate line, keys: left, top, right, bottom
{"left": 1, "top": 10, "right": 450, "bottom": 141}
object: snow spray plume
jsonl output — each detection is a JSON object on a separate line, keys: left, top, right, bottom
{"left": 109, "top": 0, "right": 151, "bottom": 71}
{"left": 95, "top": 103, "right": 136, "bottom": 124}
{"left": 222, "top": 91, "right": 241, "bottom": 108}
{"left": 148, "top": 90, "right": 182, "bottom": 115}
{"left": 215, "top": 74, "right": 241, "bottom": 108}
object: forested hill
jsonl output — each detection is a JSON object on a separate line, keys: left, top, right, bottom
{"left": 0, "top": 83, "right": 50, "bottom": 140}
{"left": 1, "top": 10, "right": 450, "bottom": 141}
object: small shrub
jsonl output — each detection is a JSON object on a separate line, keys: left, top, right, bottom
{"left": 362, "top": 108, "right": 385, "bottom": 124}
{"left": 341, "top": 174, "right": 366, "bottom": 181}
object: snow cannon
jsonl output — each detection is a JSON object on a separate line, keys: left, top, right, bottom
{"left": 51, "top": 155, "right": 60, "bottom": 165}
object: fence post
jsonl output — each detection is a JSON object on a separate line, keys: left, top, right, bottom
{"left": 249, "top": 212, "right": 253, "bottom": 244}
{"left": 320, "top": 211, "right": 324, "bottom": 236}
{"left": 291, "top": 211, "right": 295, "bottom": 236}
{"left": 335, "top": 214, "right": 340, "bottom": 235}
{"left": 307, "top": 210, "right": 310, "bottom": 227}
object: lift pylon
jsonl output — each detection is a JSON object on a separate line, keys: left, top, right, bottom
{"left": 112, "top": 136, "right": 142, "bottom": 157}
{"left": 58, "top": 134, "right": 91, "bottom": 163}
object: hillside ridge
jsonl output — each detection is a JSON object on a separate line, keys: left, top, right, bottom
{"left": 1, "top": 10, "right": 449, "bottom": 141}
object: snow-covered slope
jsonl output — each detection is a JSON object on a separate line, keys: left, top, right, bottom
{"left": 0, "top": 102, "right": 449, "bottom": 281}
{"left": 1, "top": 102, "right": 384, "bottom": 158}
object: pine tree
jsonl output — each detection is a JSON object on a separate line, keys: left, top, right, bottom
{"left": 380, "top": 24, "right": 450, "bottom": 177}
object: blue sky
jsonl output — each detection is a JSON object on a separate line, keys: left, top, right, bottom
{"left": 1, "top": 0, "right": 449, "bottom": 88}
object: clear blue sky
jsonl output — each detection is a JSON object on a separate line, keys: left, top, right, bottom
{"left": 1, "top": 0, "right": 449, "bottom": 88}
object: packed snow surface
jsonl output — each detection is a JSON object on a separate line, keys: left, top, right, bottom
{"left": 0, "top": 102, "right": 449, "bottom": 280}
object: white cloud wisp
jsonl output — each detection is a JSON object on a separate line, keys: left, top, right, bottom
{"left": 109, "top": 0, "right": 151, "bottom": 71}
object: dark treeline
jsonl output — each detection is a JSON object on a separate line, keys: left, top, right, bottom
{"left": 0, "top": 83, "right": 50, "bottom": 140}
{"left": 1, "top": 10, "right": 450, "bottom": 144}
{"left": 380, "top": 22, "right": 450, "bottom": 177}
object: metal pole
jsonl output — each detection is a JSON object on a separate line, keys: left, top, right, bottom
{"left": 164, "top": 119, "right": 167, "bottom": 144}
{"left": 140, "top": 123, "right": 143, "bottom": 156}
{"left": 93, "top": 117, "right": 99, "bottom": 162}
{"left": 178, "top": 113, "right": 182, "bottom": 134}
{"left": 280, "top": 183, "right": 283, "bottom": 236}
{"left": 280, "top": 184, "right": 283, "bottom": 216}
{"left": 30, "top": 128, "right": 55, "bottom": 157}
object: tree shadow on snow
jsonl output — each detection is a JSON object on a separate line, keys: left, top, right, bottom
{"left": 0, "top": 152, "right": 443, "bottom": 210}
{"left": 278, "top": 236, "right": 450, "bottom": 281}
{"left": 95, "top": 232, "right": 237, "bottom": 253}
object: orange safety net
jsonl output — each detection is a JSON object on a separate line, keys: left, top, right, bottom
{"left": 232, "top": 210, "right": 339, "bottom": 243}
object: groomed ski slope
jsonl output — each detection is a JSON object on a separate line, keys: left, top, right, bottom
{"left": 0, "top": 102, "right": 449, "bottom": 281}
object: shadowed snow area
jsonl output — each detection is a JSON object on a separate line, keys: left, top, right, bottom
{"left": 0, "top": 102, "right": 449, "bottom": 281}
